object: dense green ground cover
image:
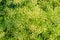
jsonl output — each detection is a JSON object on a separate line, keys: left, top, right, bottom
{"left": 0, "top": 0, "right": 60, "bottom": 40}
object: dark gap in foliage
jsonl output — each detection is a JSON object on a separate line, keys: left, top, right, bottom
{"left": 50, "top": 20, "right": 58, "bottom": 27}
{"left": 44, "top": 38, "right": 49, "bottom": 40}
{"left": 48, "top": 18, "right": 58, "bottom": 27}
{"left": 0, "top": 5, "right": 6, "bottom": 12}
{"left": 0, "top": 5, "right": 4, "bottom": 11}
{"left": 0, "top": 0, "right": 6, "bottom": 5}
{"left": 0, "top": 17, "right": 5, "bottom": 24}
{"left": 28, "top": 18, "right": 36, "bottom": 24}
{"left": 48, "top": 31, "right": 52, "bottom": 34}
{"left": 23, "top": 22, "right": 32, "bottom": 35}
{"left": 11, "top": 23, "right": 17, "bottom": 29}
{"left": 37, "top": 0, "right": 43, "bottom": 2}
{"left": 47, "top": 30, "right": 53, "bottom": 35}
{"left": 8, "top": 32, "right": 14, "bottom": 38}
{"left": 37, "top": 0, "right": 41, "bottom": 5}
{"left": 37, "top": 33, "right": 50, "bottom": 40}
{"left": 4, "top": 29, "right": 15, "bottom": 38}
{"left": 23, "top": 36, "right": 30, "bottom": 40}
{"left": 45, "top": 0, "right": 50, "bottom": 2}
{"left": 25, "top": 27, "right": 32, "bottom": 34}
{"left": 37, "top": 2, "right": 40, "bottom": 5}
{"left": 37, "top": 33, "right": 44, "bottom": 40}
{"left": 41, "top": 6, "right": 48, "bottom": 12}
{"left": 8, "top": 3, "right": 17, "bottom": 9}
{"left": 0, "top": 0, "right": 7, "bottom": 13}
{"left": 4, "top": 27, "right": 7, "bottom": 32}
{"left": 52, "top": 1, "right": 57, "bottom": 10}
{"left": 0, "top": 14, "right": 3, "bottom": 17}
{"left": 0, "top": 12, "right": 7, "bottom": 23}
{"left": 0, "top": 12, "right": 6, "bottom": 17}
{"left": 18, "top": 30, "right": 21, "bottom": 32}
{"left": 10, "top": 0, "right": 30, "bottom": 9}
{"left": 28, "top": 5, "right": 34, "bottom": 11}
{"left": 4, "top": 22, "right": 15, "bottom": 38}
{"left": 18, "top": 0, "right": 30, "bottom": 8}
{"left": 52, "top": 23, "right": 57, "bottom": 27}
{"left": 17, "top": 39, "right": 19, "bottom": 40}
{"left": 56, "top": 36, "right": 60, "bottom": 40}
{"left": 30, "top": 38, "right": 36, "bottom": 40}
{"left": 37, "top": 0, "right": 48, "bottom": 12}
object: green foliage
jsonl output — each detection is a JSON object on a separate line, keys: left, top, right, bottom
{"left": 0, "top": 0, "right": 60, "bottom": 40}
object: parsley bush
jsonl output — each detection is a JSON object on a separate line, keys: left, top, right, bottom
{"left": 0, "top": 0, "right": 60, "bottom": 40}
